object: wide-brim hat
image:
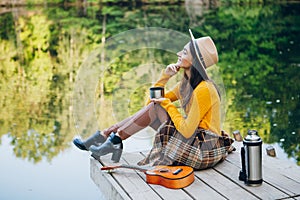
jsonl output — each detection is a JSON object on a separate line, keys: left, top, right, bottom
{"left": 189, "top": 29, "right": 218, "bottom": 80}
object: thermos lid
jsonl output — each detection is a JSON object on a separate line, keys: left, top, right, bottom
{"left": 244, "top": 130, "right": 261, "bottom": 142}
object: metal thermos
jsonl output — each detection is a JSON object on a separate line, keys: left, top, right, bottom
{"left": 239, "top": 130, "right": 263, "bottom": 186}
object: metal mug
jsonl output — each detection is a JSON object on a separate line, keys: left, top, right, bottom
{"left": 150, "top": 87, "right": 164, "bottom": 99}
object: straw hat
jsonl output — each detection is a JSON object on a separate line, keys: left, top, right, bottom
{"left": 189, "top": 29, "right": 218, "bottom": 80}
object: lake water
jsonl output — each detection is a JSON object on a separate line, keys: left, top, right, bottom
{"left": 0, "top": 1, "right": 299, "bottom": 199}
{"left": 0, "top": 129, "right": 154, "bottom": 200}
{"left": 0, "top": 135, "right": 103, "bottom": 200}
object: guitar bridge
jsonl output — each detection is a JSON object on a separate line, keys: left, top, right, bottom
{"left": 172, "top": 168, "right": 183, "bottom": 175}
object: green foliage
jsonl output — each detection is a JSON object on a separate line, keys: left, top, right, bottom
{"left": 193, "top": 3, "right": 300, "bottom": 163}
{"left": 0, "top": 13, "right": 15, "bottom": 40}
{"left": 0, "top": 2, "right": 299, "bottom": 165}
{"left": 220, "top": 0, "right": 274, "bottom": 3}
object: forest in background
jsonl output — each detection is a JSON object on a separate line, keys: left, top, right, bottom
{"left": 0, "top": 0, "right": 295, "bottom": 6}
{"left": 0, "top": 2, "right": 299, "bottom": 164}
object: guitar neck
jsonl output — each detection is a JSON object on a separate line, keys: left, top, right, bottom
{"left": 120, "top": 164, "right": 149, "bottom": 172}
{"left": 101, "top": 164, "right": 150, "bottom": 172}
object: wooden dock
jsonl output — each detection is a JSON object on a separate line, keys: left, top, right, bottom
{"left": 90, "top": 142, "right": 300, "bottom": 200}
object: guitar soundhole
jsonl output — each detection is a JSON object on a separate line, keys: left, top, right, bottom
{"left": 159, "top": 169, "right": 169, "bottom": 173}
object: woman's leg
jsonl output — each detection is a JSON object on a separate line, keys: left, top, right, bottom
{"left": 73, "top": 102, "right": 168, "bottom": 151}
{"left": 102, "top": 102, "right": 169, "bottom": 139}
{"left": 90, "top": 102, "right": 169, "bottom": 162}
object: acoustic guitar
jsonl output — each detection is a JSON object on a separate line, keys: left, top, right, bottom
{"left": 101, "top": 164, "right": 194, "bottom": 189}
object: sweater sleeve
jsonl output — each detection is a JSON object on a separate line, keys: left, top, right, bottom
{"left": 153, "top": 70, "right": 171, "bottom": 87}
{"left": 160, "top": 82, "right": 213, "bottom": 138}
{"left": 146, "top": 70, "right": 179, "bottom": 104}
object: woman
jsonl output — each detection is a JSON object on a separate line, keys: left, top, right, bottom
{"left": 73, "top": 29, "right": 233, "bottom": 170}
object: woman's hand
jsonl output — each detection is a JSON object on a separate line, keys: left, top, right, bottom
{"left": 165, "top": 64, "right": 180, "bottom": 76}
{"left": 150, "top": 98, "right": 167, "bottom": 104}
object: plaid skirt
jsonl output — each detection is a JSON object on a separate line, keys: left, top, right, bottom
{"left": 138, "top": 120, "right": 234, "bottom": 170}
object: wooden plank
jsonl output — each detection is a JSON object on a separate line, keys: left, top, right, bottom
{"left": 228, "top": 143, "right": 300, "bottom": 196}
{"left": 214, "top": 158, "right": 289, "bottom": 200}
{"left": 184, "top": 175, "right": 227, "bottom": 200}
{"left": 138, "top": 153, "right": 226, "bottom": 200}
{"left": 90, "top": 158, "right": 131, "bottom": 200}
{"left": 99, "top": 154, "right": 162, "bottom": 200}
{"left": 263, "top": 155, "right": 300, "bottom": 182}
{"left": 261, "top": 164, "right": 300, "bottom": 196}
{"left": 232, "top": 142, "right": 300, "bottom": 182}
{"left": 294, "top": 195, "right": 300, "bottom": 200}
{"left": 123, "top": 152, "right": 194, "bottom": 200}
{"left": 196, "top": 168, "right": 258, "bottom": 200}
{"left": 90, "top": 142, "right": 300, "bottom": 200}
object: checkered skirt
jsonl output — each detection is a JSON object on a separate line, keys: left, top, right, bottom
{"left": 138, "top": 120, "right": 234, "bottom": 170}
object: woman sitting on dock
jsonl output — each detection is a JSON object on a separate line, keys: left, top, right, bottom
{"left": 73, "top": 29, "right": 233, "bottom": 170}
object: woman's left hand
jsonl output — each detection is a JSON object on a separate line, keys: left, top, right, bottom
{"left": 150, "top": 98, "right": 167, "bottom": 104}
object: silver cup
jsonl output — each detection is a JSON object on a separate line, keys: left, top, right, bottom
{"left": 150, "top": 87, "right": 164, "bottom": 99}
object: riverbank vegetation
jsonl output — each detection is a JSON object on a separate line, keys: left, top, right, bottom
{"left": 0, "top": 2, "right": 299, "bottom": 164}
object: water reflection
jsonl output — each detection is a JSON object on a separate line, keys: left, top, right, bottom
{"left": 0, "top": 0, "right": 299, "bottom": 183}
{"left": 0, "top": 134, "right": 103, "bottom": 200}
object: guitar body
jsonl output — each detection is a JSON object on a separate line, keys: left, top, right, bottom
{"left": 101, "top": 165, "right": 194, "bottom": 189}
{"left": 145, "top": 166, "right": 194, "bottom": 189}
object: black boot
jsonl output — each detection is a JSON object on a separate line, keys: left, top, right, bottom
{"left": 89, "top": 133, "right": 123, "bottom": 162}
{"left": 73, "top": 130, "right": 106, "bottom": 151}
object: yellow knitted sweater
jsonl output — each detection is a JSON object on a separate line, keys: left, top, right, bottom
{"left": 152, "top": 71, "right": 221, "bottom": 138}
